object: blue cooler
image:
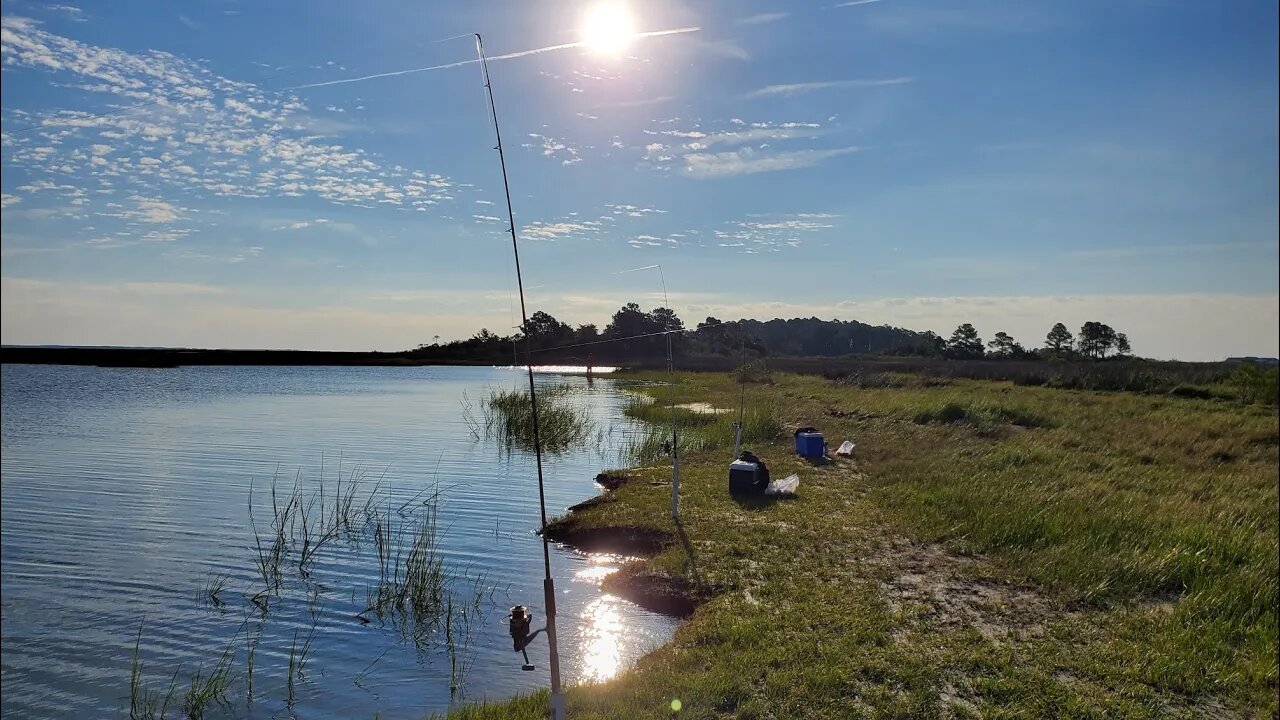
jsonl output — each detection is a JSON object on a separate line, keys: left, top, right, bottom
{"left": 795, "top": 431, "right": 825, "bottom": 458}
{"left": 729, "top": 459, "right": 761, "bottom": 495}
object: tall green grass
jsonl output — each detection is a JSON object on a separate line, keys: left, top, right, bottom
{"left": 464, "top": 385, "right": 598, "bottom": 453}
{"left": 622, "top": 396, "right": 783, "bottom": 463}
{"left": 913, "top": 399, "right": 1056, "bottom": 431}
{"left": 131, "top": 460, "right": 489, "bottom": 715}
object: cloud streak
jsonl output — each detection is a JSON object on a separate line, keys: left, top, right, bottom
{"left": 684, "top": 146, "right": 860, "bottom": 178}
{"left": 746, "top": 77, "right": 912, "bottom": 98}
{"left": 737, "top": 12, "right": 791, "bottom": 26}
{"left": 286, "top": 27, "right": 701, "bottom": 91}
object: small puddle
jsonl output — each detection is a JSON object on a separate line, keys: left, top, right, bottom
{"left": 674, "top": 402, "right": 729, "bottom": 414}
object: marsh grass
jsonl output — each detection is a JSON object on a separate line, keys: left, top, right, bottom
{"left": 285, "top": 620, "right": 317, "bottom": 707}
{"left": 180, "top": 637, "right": 237, "bottom": 720}
{"left": 913, "top": 399, "right": 1056, "bottom": 432}
{"left": 467, "top": 384, "right": 597, "bottom": 453}
{"left": 197, "top": 573, "right": 229, "bottom": 609}
{"left": 129, "top": 622, "right": 179, "bottom": 720}
{"left": 622, "top": 396, "right": 783, "bottom": 463}
{"left": 248, "top": 463, "right": 383, "bottom": 607}
{"left": 451, "top": 370, "right": 1278, "bottom": 718}
{"left": 131, "top": 459, "right": 490, "bottom": 716}
{"left": 129, "top": 622, "right": 240, "bottom": 720}
{"left": 363, "top": 496, "right": 448, "bottom": 638}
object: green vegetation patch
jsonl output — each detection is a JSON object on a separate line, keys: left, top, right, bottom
{"left": 913, "top": 400, "right": 1056, "bottom": 431}
{"left": 467, "top": 384, "right": 598, "bottom": 453}
{"left": 446, "top": 370, "right": 1278, "bottom": 719}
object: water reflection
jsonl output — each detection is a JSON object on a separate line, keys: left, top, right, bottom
{"left": 580, "top": 595, "right": 625, "bottom": 682}
{"left": 498, "top": 365, "right": 620, "bottom": 374}
{"left": 570, "top": 554, "right": 639, "bottom": 683}
{"left": 0, "top": 365, "right": 678, "bottom": 719}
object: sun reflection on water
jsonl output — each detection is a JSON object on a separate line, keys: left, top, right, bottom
{"left": 572, "top": 554, "right": 637, "bottom": 682}
{"left": 580, "top": 594, "right": 626, "bottom": 681}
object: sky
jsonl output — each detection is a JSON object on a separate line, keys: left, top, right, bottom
{"left": 1, "top": 0, "right": 1277, "bottom": 361}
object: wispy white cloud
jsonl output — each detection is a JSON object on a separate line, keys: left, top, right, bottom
{"left": 523, "top": 132, "right": 585, "bottom": 166}
{"left": 680, "top": 125, "right": 824, "bottom": 150}
{"left": 710, "top": 213, "right": 837, "bottom": 253}
{"left": 642, "top": 118, "right": 838, "bottom": 174}
{"left": 274, "top": 219, "right": 328, "bottom": 231}
{"left": 832, "top": 0, "right": 881, "bottom": 8}
{"left": 44, "top": 5, "right": 87, "bottom": 22}
{"left": 0, "top": 194, "right": 21, "bottom": 208}
{"left": 176, "top": 14, "right": 201, "bottom": 31}
{"left": 697, "top": 38, "right": 750, "bottom": 60}
{"left": 746, "top": 77, "right": 911, "bottom": 98}
{"left": 606, "top": 203, "right": 666, "bottom": 217}
{"left": 595, "top": 95, "right": 676, "bottom": 109}
{"left": 684, "top": 146, "right": 860, "bottom": 178}
{"left": 0, "top": 15, "right": 457, "bottom": 234}
{"left": 521, "top": 218, "right": 606, "bottom": 241}
{"left": 123, "top": 196, "right": 182, "bottom": 223}
{"left": 737, "top": 12, "right": 790, "bottom": 26}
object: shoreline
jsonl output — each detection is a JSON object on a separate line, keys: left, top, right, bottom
{"left": 444, "top": 368, "right": 1277, "bottom": 719}
{"left": 543, "top": 471, "right": 704, "bottom": 619}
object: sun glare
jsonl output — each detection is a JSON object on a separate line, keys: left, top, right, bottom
{"left": 580, "top": 1, "right": 637, "bottom": 57}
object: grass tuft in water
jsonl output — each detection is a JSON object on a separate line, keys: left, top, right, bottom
{"left": 467, "top": 384, "right": 597, "bottom": 453}
{"left": 197, "top": 573, "right": 229, "bottom": 610}
{"left": 129, "top": 621, "right": 179, "bottom": 720}
{"left": 130, "top": 457, "right": 493, "bottom": 716}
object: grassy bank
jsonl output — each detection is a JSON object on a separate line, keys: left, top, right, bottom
{"left": 446, "top": 371, "right": 1278, "bottom": 718}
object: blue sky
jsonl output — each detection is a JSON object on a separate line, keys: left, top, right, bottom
{"left": 2, "top": 0, "right": 1276, "bottom": 360}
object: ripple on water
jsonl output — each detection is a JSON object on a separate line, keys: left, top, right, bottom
{"left": 1, "top": 364, "right": 679, "bottom": 719}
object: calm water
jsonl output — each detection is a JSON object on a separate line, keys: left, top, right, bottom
{"left": 0, "top": 364, "right": 677, "bottom": 719}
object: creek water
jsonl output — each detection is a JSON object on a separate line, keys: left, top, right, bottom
{"left": 0, "top": 363, "right": 678, "bottom": 719}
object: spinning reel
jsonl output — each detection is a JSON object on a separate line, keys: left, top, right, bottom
{"left": 506, "top": 605, "right": 547, "bottom": 671}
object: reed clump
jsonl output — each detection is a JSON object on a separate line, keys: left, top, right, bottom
{"left": 132, "top": 459, "right": 489, "bottom": 715}
{"left": 465, "top": 384, "right": 597, "bottom": 453}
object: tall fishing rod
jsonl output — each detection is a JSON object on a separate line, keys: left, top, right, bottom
{"left": 618, "top": 264, "right": 681, "bottom": 519}
{"left": 475, "top": 34, "right": 566, "bottom": 720}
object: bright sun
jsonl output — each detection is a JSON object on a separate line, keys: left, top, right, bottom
{"left": 580, "top": 1, "right": 637, "bottom": 57}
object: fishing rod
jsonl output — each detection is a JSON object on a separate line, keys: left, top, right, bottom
{"left": 616, "top": 264, "right": 681, "bottom": 519}
{"left": 475, "top": 34, "right": 566, "bottom": 720}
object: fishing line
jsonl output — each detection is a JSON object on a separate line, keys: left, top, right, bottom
{"left": 526, "top": 328, "right": 686, "bottom": 354}
{"left": 286, "top": 27, "right": 699, "bottom": 91}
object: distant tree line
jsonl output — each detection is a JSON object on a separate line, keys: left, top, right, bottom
{"left": 410, "top": 303, "right": 1135, "bottom": 363}
{"left": 929, "top": 321, "right": 1132, "bottom": 360}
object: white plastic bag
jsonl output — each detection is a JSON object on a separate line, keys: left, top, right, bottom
{"left": 836, "top": 440, "right": 855, "bottom": 457}
{"left": 765, "top": 473, "right": 799, "bottom": 496}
